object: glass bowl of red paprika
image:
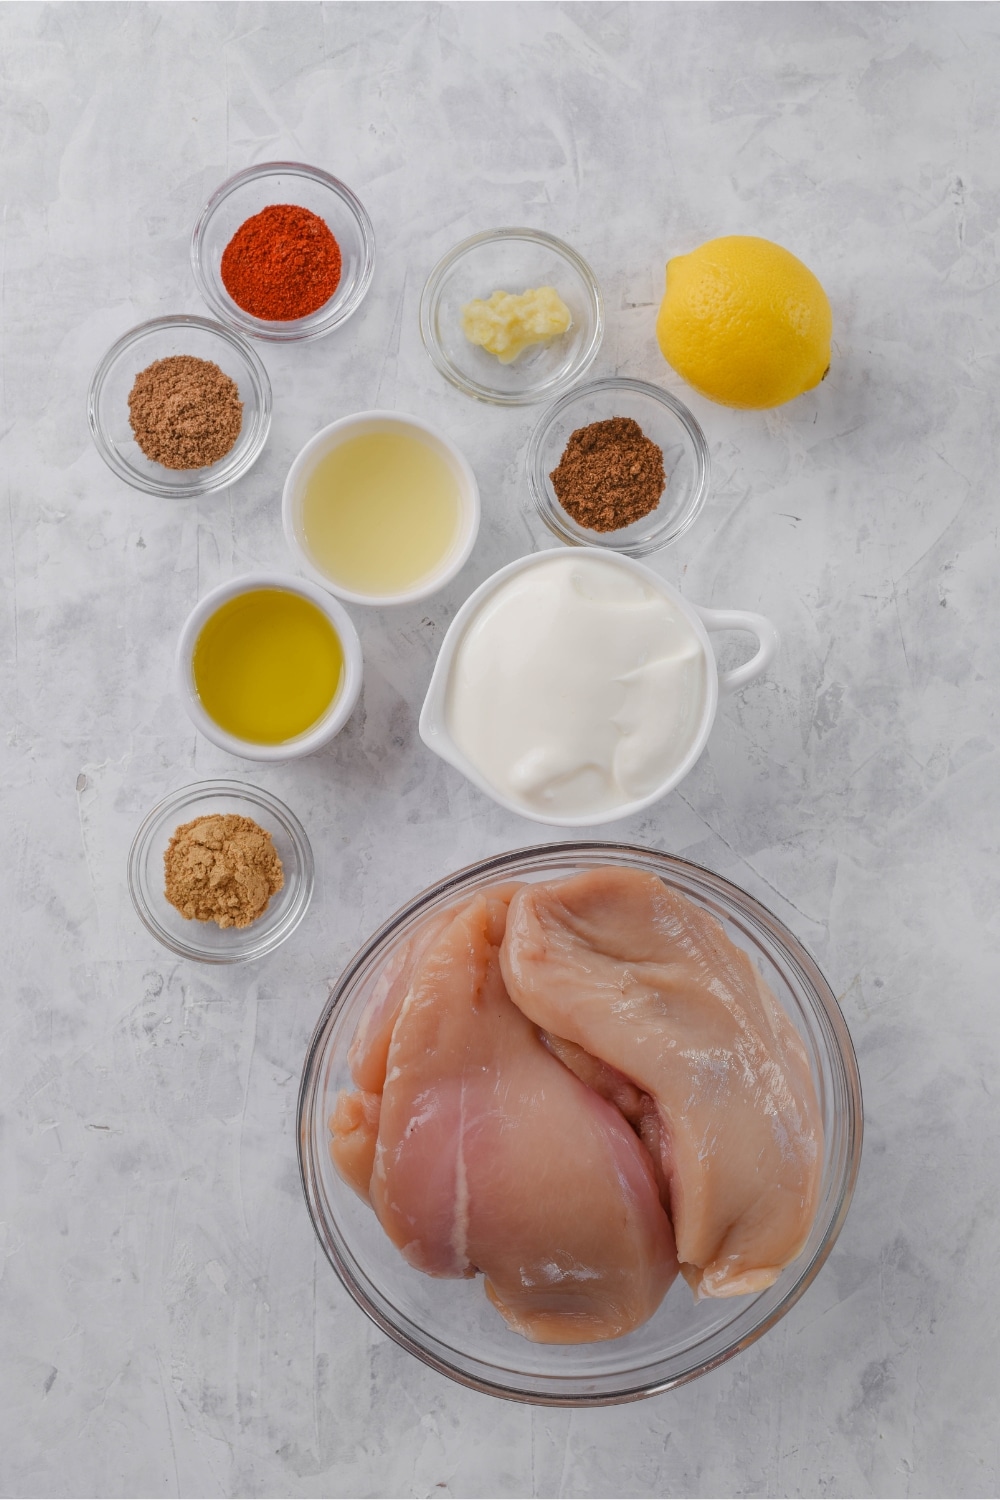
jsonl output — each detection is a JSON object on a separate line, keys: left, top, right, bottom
{"left": 191, "top": 162, "right": 376, "bottom": 344}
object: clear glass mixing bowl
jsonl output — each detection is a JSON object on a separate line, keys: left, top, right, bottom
{"left": 297, "top": 844, "right": 862, "bottom": 1406}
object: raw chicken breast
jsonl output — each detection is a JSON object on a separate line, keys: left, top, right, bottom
{"left": 347, "top": 905, "right": 463, "bottom": 1094}
{"left": 500, "top": 868, "right": 823, "bottom": 1299}
{"left": 328, "top": 1088, "right": 381, "bottom": 1200}
{"left": 537, "top": 1032, "right": 671, "bottom": 1204}
{"left": 330, "top": 893, "right": 513, "bottom": 1201}
{"left": 366, "top": 889, "right": 679, "bottom": 1342}
{"left": 330, "top": 906, "right": 461, "bottom": 1200}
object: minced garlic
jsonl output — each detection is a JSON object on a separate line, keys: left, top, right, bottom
{"left": 461, "top": 286, "right": 572, "bottom": 364}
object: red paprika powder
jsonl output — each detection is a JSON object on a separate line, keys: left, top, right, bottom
{"left": 221, "top": 203, "right": 342, "bottom": 321}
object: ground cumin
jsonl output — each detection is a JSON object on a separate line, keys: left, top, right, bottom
{"left": 164, "top": 813, "right": 283, "bottom": 929}
{"left": 549, "top": 416, "right": 665, "bottom": 532}
{"left": 128, "top": 355, "right": 243, "bottom": 470}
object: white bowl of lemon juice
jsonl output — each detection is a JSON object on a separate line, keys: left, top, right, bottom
{"left": 177, "top": 574, "right": 363, "bottom": 761}
{"left": 282, "top": 411, "right": 480, "bottom": 606}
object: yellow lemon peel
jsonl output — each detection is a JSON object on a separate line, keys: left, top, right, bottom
{"left": 655, "top": 236, "right": 832, "bottom": 409}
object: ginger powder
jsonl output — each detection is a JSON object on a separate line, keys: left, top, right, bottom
{"left": 164, "top": 813, "right": 284, "bottom": 929}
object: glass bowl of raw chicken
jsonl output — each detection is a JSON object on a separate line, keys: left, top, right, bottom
{"left": 297, "top": 845, "right": 862, "bottom": 1406}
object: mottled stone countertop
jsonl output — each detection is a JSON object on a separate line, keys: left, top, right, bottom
{"left": 2, "top": 4, "right": 998, "bottom": 1496}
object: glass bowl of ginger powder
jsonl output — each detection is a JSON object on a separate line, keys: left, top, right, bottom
{"left": 88, "top": 315, "right": 272, "bottom": 498}
{"left": 127, "top": 781, "right": 314, "bottom": 963}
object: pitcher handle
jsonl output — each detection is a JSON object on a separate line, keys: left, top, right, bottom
{"left": 694, "top": 607, "right": 780, "bottom": 698}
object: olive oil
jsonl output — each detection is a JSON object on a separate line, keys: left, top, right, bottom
{"left": 193, "top": 589, "right": 344, "bottom": 744}
{"left": 301, "top": 428, "right": 461, "bottom": 595}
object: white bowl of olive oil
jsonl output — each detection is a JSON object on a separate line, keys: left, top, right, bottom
{"left": 282, "top": 411, "right": 480, "bottom": 606}
{"left": 176, "top": 573, "right": 363, "bottom": 761}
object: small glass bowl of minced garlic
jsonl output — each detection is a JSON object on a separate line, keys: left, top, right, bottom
{"left": 127, "top": 781, "right": 313, "bottom": 963}
{"left": 419, "top": 228, "right": 604, "bottom": 406}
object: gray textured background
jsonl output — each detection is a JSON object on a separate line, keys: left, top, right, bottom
{"left": 2, "top": 3, "right": 998, "bottom": 1496}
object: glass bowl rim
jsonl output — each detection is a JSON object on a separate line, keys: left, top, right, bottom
{"left": 526, "top": 375, "right": 712, "bottom": 555}
{"left": 87, "top": 313, "right": 273, "bottom": 498}
{"left": 127, "top": 778, "right": 315, "bottom": 963}
{"left": 190, "top": 160, "right": 376, "bottom": 344}
{"left": 297, "top": 839, "right": 864, "bottom": 1406}
{"left": 418, "top": 226, "right": 605, "bottom": 406}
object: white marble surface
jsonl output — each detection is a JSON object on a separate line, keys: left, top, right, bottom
{"left": 2, "top": 2, "right": 999, "bottom": 1495}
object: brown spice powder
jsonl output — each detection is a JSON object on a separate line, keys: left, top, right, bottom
{"left": 128, "top": 355, "right": 243, "bottom": 470}
{"left": 549, "top": 416, "right": 665, "bottom": 532}
{"left": 164, "top": 813, "right": 284, "bottom": 929}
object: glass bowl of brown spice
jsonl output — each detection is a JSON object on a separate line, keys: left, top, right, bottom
{"left": 526, "top": 377, "right": 711, "bottom": 556}
{"left": 88, "top": 315, "right": 272, "bottom": 498}
{"left": 127, "top": 780, "right": 314, "bottom": 963}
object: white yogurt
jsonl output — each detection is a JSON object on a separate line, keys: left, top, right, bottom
{"left": 443, "top": 552, "right": 708, "bottom": 818}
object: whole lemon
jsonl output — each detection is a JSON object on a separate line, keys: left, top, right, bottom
{"left": 655, "top": 235, "right": 832, "bottom": 409}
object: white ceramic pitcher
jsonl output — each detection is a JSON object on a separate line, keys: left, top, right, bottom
{"left": 419, "top": 548, "right": 779, "bottom": 827}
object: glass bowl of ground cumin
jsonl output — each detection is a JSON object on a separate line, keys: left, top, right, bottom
{"left": 88, "top": 315, "right": 272, "bottom": 498}
{"left": 127, "top": 780, "right": 314, "bottom": 963}
{"left": 191, "top": 162, "right": 375, "bottom": 343}
{"left": 527, "top": 377, "right": 711, "bottom": 556}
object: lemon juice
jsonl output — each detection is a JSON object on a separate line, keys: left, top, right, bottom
{"left": 193, "top": 588, "right": 343, "bottom": 744}
{"left": 301, "top": 428, "right": 462, "bottom": 596}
